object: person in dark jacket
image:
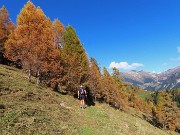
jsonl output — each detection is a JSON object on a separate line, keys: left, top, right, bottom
{"left": 78, "top": 85, "right": 87, "bottom": 109}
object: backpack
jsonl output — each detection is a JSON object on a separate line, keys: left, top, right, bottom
{"left": 79, "top": 87, "right": 85, "bottom": 95}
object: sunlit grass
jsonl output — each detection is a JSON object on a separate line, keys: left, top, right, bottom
{"left": 136, "top": 89, "right": 152, "bottom": 99}
{"left": 0, "top": 64, "right": 178, "bottom": 135}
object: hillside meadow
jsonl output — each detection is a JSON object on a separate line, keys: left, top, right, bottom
{"left": 0, "top": 64, "right": 179, "bottom": 135}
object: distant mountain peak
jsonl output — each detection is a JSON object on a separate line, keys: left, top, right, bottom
{"left": 121, "top": 66, "right": 180, "bottom": 91}
{"left": 130, "top": 70, "right": 138, "bottom": 72}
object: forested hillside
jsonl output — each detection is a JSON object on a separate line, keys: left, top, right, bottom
{"left": 1, "top": 64, "right": 179, "bottom": 135}
{"left": 0, "top": 1, "right": 179, "bottom": 134}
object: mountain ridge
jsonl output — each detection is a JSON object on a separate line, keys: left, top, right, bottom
{"left": 121, "top": 66, "right": 180, "bottom": 91}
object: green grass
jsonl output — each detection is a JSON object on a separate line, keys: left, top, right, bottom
{"left": 136, "top": 89, "right": 152, "bottom": 100}
{"left": 0, "top": 64, "right": 179, "bottom": 135}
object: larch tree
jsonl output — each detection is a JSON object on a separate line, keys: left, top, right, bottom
{"left": 101, "top": 67, "right": 118, "bottom": 104}
{"left": 61, "top": 25, "right": 89, "bottom": 94}
{"left": 88, "top": 57, "right": 102, "bottom": 101}
{"left": 112, "top": 67, "right": 128, "bottom": 106}
{"left": 52, "top": 19, "right": 64, "bottom": 48}
{"left": 5, "top": 1, "right": 38, "bottom": 80}
{"left": 171, "top": 88, "right": 180, "bottom": 107}
{"left": 112, "top": 67, "right": 123, "bottom": 86}
{"left": 48, "top": 19, "right": 65, "bottom": 88}
{"left": 0, "top": 6, "right": 15, "bottom": 64}
{"left": 100, "top": 67, "right": 126, "bottom": 110}
{"left": 152, "top": 91, "right": 180, "bottom": 131}
{"left": 4, "top": 1, "right": 59, "bottom": 84}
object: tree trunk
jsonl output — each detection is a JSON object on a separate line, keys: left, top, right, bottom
{"left": 93, "top": 92, "right": 96, "bottom": 101}
{"left": 28, "top": 69, "right": 31, "bottom": 82}
{"left": 37, "top": 71, "right": 40, "bottom": 86}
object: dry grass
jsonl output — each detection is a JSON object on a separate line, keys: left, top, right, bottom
{"left": 0, "top": 64, "right": 179, "bottom": 135}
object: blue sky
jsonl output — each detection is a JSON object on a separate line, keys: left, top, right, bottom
{"left": 1, "top": 0, "right": 180, "bottom": 73}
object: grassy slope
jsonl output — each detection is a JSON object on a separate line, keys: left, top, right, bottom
{"left": 0, "top": 64, "right": 178, "bottom": 135}
{"left": 136, "top": 89, "right": 152, "bottom": 100}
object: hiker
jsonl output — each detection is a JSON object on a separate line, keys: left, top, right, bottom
{"left": 78, "top": 85, "right": 87, "bottom": 109}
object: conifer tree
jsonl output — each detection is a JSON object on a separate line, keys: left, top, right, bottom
{"left": 112, "top": 67, "right": 125, "bottom": 89}
{"left": 101, "top": 67, "right": 118, "bottom": 104}
{"left": 61, "top": 25, "right": 89, "bottom": 93}
{"left": 100, "top": 67, "right": 126, "bottom": 110}
{"left": 0, "top": 6, "right": 15, "bottom": 63}
{"left": 88, "top": 57, "right": 101, "bottom": 101}
{"left": 112, "top": 67, "right": 129, "bottom": 91}
{"left": 171, "top": 88, "right": 180, "bottom": 107}
{"left": 151, "top": 91, "right": 180, "bottom": 131}
{"left": 52, "top": 19, "right": 64, "bottom": 48}
{"left": 112, "top": 67, "right": 129, "bottom": 104}
{"left": 4, "top": 1, "right": 58, "bottom": 84}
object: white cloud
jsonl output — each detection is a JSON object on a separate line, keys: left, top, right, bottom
{"left": 152, "top": 71, "right": 156, "bottom": 73}
{"left": 109, "top": 61, "right": 144, "bottom": 70}
{"left": 170, "top": 57, "right": 180, "bottom": 61}
{"left": 177, "top": 46, "right": 180, "bottom": 53}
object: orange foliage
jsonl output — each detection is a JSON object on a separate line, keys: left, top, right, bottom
{"left": 52, "top": 19, "right": 64, "bottom": 48}
{"left": 4, "top": 1, "right": 60, "bottom": 83}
